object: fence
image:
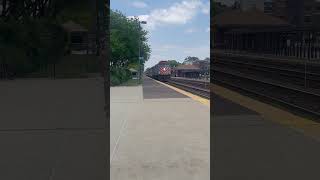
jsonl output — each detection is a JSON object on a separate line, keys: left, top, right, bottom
{"left": 219, "top": 29, "right": 320, "bottom": 61}
{"left": 0, "top": 55, "right": 101, "bottom": 80}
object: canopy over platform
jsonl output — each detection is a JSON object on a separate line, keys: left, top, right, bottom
{"left": 213, "top": 10, "right": 292, "bottom": 29}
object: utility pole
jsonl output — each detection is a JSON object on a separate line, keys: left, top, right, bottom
{"left": 137, "top": 20, "right": 147, "bottom": 84}
{"left": 138, "top": 22, "right": 141, "bottom": 84}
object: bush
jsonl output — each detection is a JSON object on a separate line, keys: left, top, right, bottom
{"left": 110, "top": 67, "right": 132, "bottom": 86}
{"left": 110, "top": 75, "right": 121, "bottom": 86}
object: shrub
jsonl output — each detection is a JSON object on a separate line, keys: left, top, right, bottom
{"left": 110, "top": 67, "right": 132, "bottom": 86}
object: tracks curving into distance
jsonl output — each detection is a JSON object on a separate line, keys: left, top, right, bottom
{"left": 166, "top": 77, "right": 210, "bottom": 99}
{"left": 212, "top": 56, "right": 320, "bottom": 120}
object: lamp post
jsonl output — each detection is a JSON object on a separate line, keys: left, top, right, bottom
{"left": 138, "top": 20, "right": 147, "bottom": 84}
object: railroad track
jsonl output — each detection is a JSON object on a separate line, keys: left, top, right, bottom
{"left": 213, "top": 58, "right": 320, "bottom": 89}
{"left": 166, "top": 78, "right": 210, "bottom": 99}
{"left": 213, "top": 68, "right": 320, "bottom": 120}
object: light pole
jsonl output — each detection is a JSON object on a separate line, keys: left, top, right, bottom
{"left": 138, "top": 20, "right": 147, "bottom": 84}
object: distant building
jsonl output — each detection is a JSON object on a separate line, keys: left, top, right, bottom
{"left": 62, "top": 21, "right": 89, "bottom": 55}
{"left": 192, "top": 60, "right": 210, "bottom": 79}
{"left": 129, "top": 68, "right": 138, "bottom": 79}
{"left": 183, "top": 61, "right": 194, "bottom": 65}
{"left": 212, "top": 9, "right": 291, "bottom": 51}
{"left": 271, "top": 0, "right": 288, "bottom": 20}
{"left": 269, "top": 0, "right": 320, "bottom": 28}
{"left": 173, "top": 64, "right": 201, "bottom": 79}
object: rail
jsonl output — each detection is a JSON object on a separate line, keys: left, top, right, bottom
{"left": 167, "top": 77, "right": 210, "bottom": 99}
{"left": 213, "top": 69, "right": 320, "bottom": 120}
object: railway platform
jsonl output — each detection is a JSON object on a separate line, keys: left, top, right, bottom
{"left": 111, "top": 77, "right": 320, "bottom": 179}
{"left": 0, "top": 78, "right": 108, "bottom": 180}
{"left": 110, "top": 76, "right": 210, "bottom": 179}
{"left": 213, "top": 84, "right": 320, "bottom": 180}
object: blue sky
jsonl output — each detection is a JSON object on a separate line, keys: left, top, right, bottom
{"left": 111, "top": 0, "right": 210, "bottom": 68}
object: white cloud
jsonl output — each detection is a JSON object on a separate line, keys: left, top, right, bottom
{"left": 132, "top": 1, "right": 148, "bottom": 8}
{"left": 133, "top": 0, "right": 207, "bottom": 30}
{"left": 145, "top": 44, "right": 209, "bottom": 68}
{"left": 206, "top": 27, "right": 210, "bottom": 32}
{"left": 128, "top": 15, "right": 149, "bottom": 21}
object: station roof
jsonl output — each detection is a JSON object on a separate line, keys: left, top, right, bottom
{"left": 175, "top": 64, "right": 201, "bottom": 71}
{"left": 213, "top": 9, "right": 291, "bottom": 28}
{"left": 193, "top": 60, "right": 210, "bottom": 64}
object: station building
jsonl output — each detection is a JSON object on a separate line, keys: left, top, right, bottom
{"left": 173, "top": 64, "right": 201, "bottom": 79}
{"left": 193, "top": 60, "right": 210, "bottom": 79}
{"left": 212, "top": 9, "right": 320, "bottom": 60}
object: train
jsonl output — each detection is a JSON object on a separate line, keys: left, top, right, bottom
{"left": 145, "top": 61, "right": 171, "bottom": 82}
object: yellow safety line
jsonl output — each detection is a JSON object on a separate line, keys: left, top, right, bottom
{"left": 212, "top": 84, "right": 320, "bottom": 140}
{"left": 151, "top": 77, "right": 210, "bottom": 107}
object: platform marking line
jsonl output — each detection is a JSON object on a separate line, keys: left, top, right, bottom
{"left": 110, "top": 117, "right": 129, "bottom": 165}
{"left": 151, "top": 78, "right": 210, "bottom": 107}
{"left": 212, "top": 84, "right": 320, "bottom": 141}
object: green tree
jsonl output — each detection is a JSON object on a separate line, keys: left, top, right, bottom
{"left": 167, "top": 60, "right": 181, "bottom": 68}
{"left": 110, "top": 10, "right": 151, "bottom": 85}
{"left": 110, "top": 10, "right": 151, "bottom": 69}
{"left": 0, "top": 0, "right": 101, "bottom": 76}
{"left": 183, "top": 56, "right": 200, "bottom": 64}
{"left": 212, "top": 2, "right": 230, "bottom": 16}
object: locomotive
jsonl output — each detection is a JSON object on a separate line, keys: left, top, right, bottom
{"left": 145, "top": 61, "right": 171, "bottom": 82}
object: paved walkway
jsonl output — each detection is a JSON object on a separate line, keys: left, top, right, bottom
{"left": 212, "top": 85, "right": 320, "bottom": 180}
{"left": 0, "top": 78, "right": 108, "bottom": 180}
{"left": 110, "top": 78, "right": 210, "bottom": 180}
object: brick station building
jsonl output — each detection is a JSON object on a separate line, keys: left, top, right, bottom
{"left": 212, "top": 9, "right": 320, "bottom": 60}
{"left": 173, "top": 64, "right": 201, "bottom": 79}
{"left": 213, "top": 9, "right": 291, "bottom": 53}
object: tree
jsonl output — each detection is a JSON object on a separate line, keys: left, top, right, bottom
{"left": 212, "top": 1, "right": 230, "bottom": 16}
{"left": 231, "top": 1, "right": 241, "bottom": 10}
{"left": 110, "top": 9, "right": 151, "bottom": 85}
{"left": 110, "top": 10, "right": 151, "bottom": 69}
{"left": 0, "top": 0, "right": 94, "bottom": 24}
{"left": 167, "top": 60, "right": 181, "bottom": 68}
{"left": 183, "top": 56, "right": 199, "bottom": 64}
{"left": 0, "top": 18, "right": 67, "bottom": 76}
{"left": 0, "top": 0, "right": 95, "bottom": 76}
{"left": 203, "top": 57, "right": 210, "bottom": 61}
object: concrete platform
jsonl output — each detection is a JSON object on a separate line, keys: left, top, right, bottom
{"left": 212, "top": 90, "right": 320, "bottom": 180}
{"left": 142, "top": 77, "right": 187, "bottom": 99}
{"left": 0, "top": 78, "right": 108, "bottom": 180}
{"left": 212, "top": 93, "right": 257, "bottom": 116}
{"left": 110, "top": 78, "right": 210, "bottom": 179}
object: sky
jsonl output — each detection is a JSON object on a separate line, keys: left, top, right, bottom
{"left": 111, "top": 0, "right": 210, "bottom": 68}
